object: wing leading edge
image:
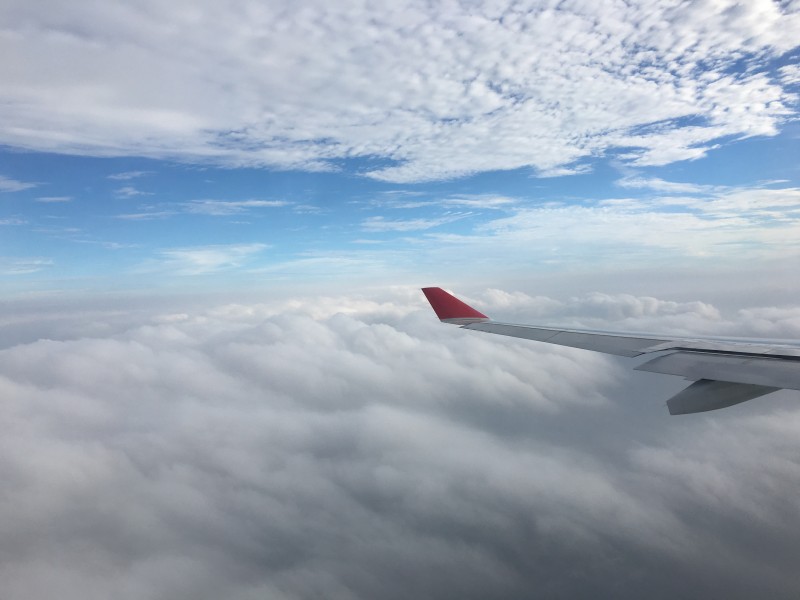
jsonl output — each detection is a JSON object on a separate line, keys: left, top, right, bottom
{"left": 421, "top": 287, "right": 800, "bottom": 415}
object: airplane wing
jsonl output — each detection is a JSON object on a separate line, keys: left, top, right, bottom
{"left": 422, "top": 287, "right": 800, "bottom": 415}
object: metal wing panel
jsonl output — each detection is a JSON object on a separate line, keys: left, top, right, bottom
{"left": 465, "top": 322, "right": 669, "bottom": 358}
{"left": 641, "top": 339, "right": 800, "bottom": 359}
{"left": 635, "top": 351, "right": 800, "bottom": 391}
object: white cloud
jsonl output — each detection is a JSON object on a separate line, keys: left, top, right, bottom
{"left": 615, "top": 177, "right": 716, "bottom": 194}
{"left": 472, "top": 288, "right": 800, "bottom": 340}
{"left": 779, "top": 63, "right": 800, "bottom": 85}
{"left": 440, "top": 194, "right": 517, "bottom": 209}
{"left": 0, "top": 288, "right": 798, "bottom": 599}
{"left": 402, "top": 183, "right": 800, "bottom": 271}
{"left": 0, "top": 1, "right": 797, "bottom": 182}
{"left": 116, "top": 198, "right": 288, "bottom": 219}
{"left": 367, "top": 194, "right": 516, "bottom": 211}
{"left": 115, "top": 210, "right": 176, "bottom": 220}
{"left": 107, "top": 170, "right": 152, "bottom": 180}
{"left": 185, "top": 199, "right": 289, "bottom": 215}
{"left": 158, "top": 243, "right": 268, "bottom": 274}
{"left": 292, "top": 204, "right": 326, "bottom": 215}
{"left": 362, "top": 214, "right": 468, "bottom": 232}
{"left": 535, "top": 164, "right": 594, "bottom": 178}
{"left": 0, "top": 174, "right": 37, "bottom": 192}
{"left": 35, "top": 195, "right": 72, "bottom": 202}
{"left": 0, "top": 257, "right": 52, "bottom": 274}
{"left": 114, "top": 185, "right": 150, "bottom": 197}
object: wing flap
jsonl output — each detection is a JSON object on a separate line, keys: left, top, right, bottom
{"left": 666, "top": 379, "right": 779, "bottom": 415}
{"left": 635, "top": 351, "right": 800, "bottom": 391}
{"left": 641, "top": 339, "right": 800, "bottom": 359}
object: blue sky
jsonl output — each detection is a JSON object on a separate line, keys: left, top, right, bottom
{"left": 1, "top": 0, "right": 799, "bottom": 297}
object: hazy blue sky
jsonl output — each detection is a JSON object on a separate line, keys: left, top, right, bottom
{"left": 2, "top": 2, "right": 800, "bottom": 600}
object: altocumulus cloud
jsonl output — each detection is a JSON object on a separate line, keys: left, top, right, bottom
{"left": 0, "top": 288, "right": 799, "bottom": 599}
{"left": 0, "top": 1, "right": 797, "bottom": 181}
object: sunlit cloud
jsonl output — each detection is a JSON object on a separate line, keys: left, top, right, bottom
{"left": 115, "top": 210, "right": 177, "bottom": 220}
{"left": 35, "top": 196, "right": 73, "bottom": 203}
{"left": 107, "top": 170, "right": 153, "bottom": 180}
{"left": 440, "top": 194, "right": 517, "bottom": 209}
{"left": 0, "top": 175, "right": 37, "bottom": 192}
{"left": 185, "top": 199, "right": 289, "bottom": 215}
{"left": 615, "top": 177, "right": 718, "bottom": 194}
{"left": 362, "top": 214, "right": 469, "bottom": 232}
{"left": 0, "top": 257, "right": 52, "bottom": 274}
{"left": 158, "top": 243, "right": 268, "bottom": 274}
{"left": 114, "top": 186, "right": 150, "bottom": 198}
{"left": 0, "top": 1, "right": 796, "bottom": 182}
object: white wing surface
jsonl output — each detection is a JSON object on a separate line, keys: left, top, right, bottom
{"left": 422, "top": 287, "right": 800, "bottom": 415}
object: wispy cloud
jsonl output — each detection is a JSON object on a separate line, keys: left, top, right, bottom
{"left": 115, "top": 210, "right": 176, "bottom": 220}
{"left": 536, "top": 164, "right": 594, "bottom": 178}
{"left": 362, "top": 214, "right": 468, "bottom": 232}
{"left": 0, "top": 175, "right": 37, "bottom": 193}
{"left": 616, "top": 177, "right": 717, "bottom": 194}
{"left": 0, "top": 257, "right": 52, "bottom": 274}
{"left": 369, "top": 193, "right": 516, "bottom": 210}
{"left": 107, "top": 170, "right": 153, "bottom": 181}
{"left": 158, "top": 243, "right": 268, "bottom": 274}
{"left": 35, "top": 196, "right": 72, "bottom": 203}
{"left": 115, "top": 186, "right": 150, "bottom": 198}
{"left": 469, "top": 183, "right": 800, "bottom": 261}
{"left": 292, "top": 204, "right": 326, "bottom": 215}
{"left": 366, "top": 181, "right": 799, "bottom": 278}
{"left": 440, "top": 194, "right": 516, "bottom": 209}
{"left": 186, "top": 199, "right": 289, "bottom": 216}
{"left": 116, "top": 198, "right": 288, "bottom": 220}
{"left": 31, "top": 226, "right": 82, "bottom": 235}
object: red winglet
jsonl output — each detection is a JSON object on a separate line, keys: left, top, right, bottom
{"left": 422, "top": 287, "right": 489, "bottom": 323}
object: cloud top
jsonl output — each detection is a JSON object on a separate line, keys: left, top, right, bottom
{"left": 0, "top": 289, "right": 799, "bottom": 599}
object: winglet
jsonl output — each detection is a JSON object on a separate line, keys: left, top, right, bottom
{"left": 422, "top": 287, "right": 490, "bottom": 325}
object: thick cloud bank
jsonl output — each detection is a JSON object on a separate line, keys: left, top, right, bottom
{"left": 1, "top": 289, "right": 799, "bottom": 599}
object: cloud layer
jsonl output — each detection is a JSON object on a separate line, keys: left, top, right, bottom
{"left": 1, "top": 0, "right": 797, "bottom": 181}
{"left": 1, "top": 288, "right": 799, "bottom": 599}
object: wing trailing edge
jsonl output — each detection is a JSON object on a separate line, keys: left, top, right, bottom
{"left": 422, "top": 287, "right": 800, "bottom": 415}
